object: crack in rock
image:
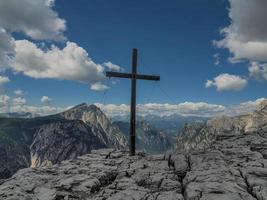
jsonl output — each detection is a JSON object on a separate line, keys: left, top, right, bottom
{"left": 0, "top": 150, "right": 184, "bottom": 200}
{"left": 238, "top": 168, "right": 259, "bottom": 200}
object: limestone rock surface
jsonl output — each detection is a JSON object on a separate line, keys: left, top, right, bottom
{"left": 0, "top": 149, "right": 184, "bottom": 200}
{"left": 1, "top": 132, "right": 267, "bottom": 200}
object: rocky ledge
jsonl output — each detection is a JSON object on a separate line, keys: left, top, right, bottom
{"left": 1, "top": 132, "right": 267, "bottom": 200}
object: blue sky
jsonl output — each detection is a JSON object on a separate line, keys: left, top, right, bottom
{"left": 0, "top": 0, "right": 266, "bottom": 116}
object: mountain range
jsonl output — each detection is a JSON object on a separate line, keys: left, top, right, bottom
{"left": 0, "top": 103, "right": 173, "bottom": 180}
{"left": 112, "top": 114, "right": 208, "bottom": 137}
{"left": 0, "top": 103, "right": 128, "bottom": 179}
{"left": 115, "top": 121, "right": 172, "bottom": 154}
{"left": 177, "top": 100, "right": 267, "bottom": 152}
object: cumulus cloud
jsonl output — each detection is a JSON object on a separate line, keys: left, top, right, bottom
{"left": 11, "top": 40, "right": 106, "bottom": 87}
{"left": 206, "top": 73, "right": 247, "bottom": 91}
{"left": 249, "top": 62, "right": 267, "bottom": 81}
{"left": 41, "top": 96, "right": 52, "bottom": 104}
{"left": 0, "top": 76, "right": 10, "bottom": 86}
{"left": 96, "top": 98, "right": 267, "bottom": 117}
{"left": 214, "top": 0, "right": 267, "bottom": 63}
{"left": 0, "top": 95, "right": 266, "bottom": 118}
{"left": 103, "top": 62, "right": 123, "bottom": 72}
{"left": 95, "top": 102, "right": 226, "bottom": 117}
{"left": 5, "top": 40, "right": 121, "bottom": 89}
{"left": 141, "top": 102, "right": 226, "bottom": 117}
{"left": 0, "top": 0, "right": 66, "bottom": 40}
{"left": 0, "top": 0, "right": 118, "bottom": 90}
{"left": 0, "top": 94, "right": 67, "bottom": 115}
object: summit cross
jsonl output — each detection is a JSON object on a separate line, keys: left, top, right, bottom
{"left": 106, "top": 48, "right": 160, "bottom": 156}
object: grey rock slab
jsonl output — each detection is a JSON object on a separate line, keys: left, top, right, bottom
{"left": 0, "top": 150, "right": 184, "bottom": 200}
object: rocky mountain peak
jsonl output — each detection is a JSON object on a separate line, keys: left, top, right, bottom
{"left": 57, "top": 104, "right": 128, "bottom": 149}
{"left": 59, "top": 103, "right": 106, "bottom": 124}
{"left": 65, "top": 103, "right": 102, "bottom": 115}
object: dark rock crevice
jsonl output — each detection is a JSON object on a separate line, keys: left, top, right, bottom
{"left": 238, "top": 169, "right": 259, "bottom": 200}
{"left": 167, "top": 153, "right": 192, "bottom": 200}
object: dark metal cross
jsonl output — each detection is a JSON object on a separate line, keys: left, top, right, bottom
{"left": 106, "top": 48, "right": 160, "bottom": 156}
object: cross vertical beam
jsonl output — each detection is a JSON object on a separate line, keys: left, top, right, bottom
{"left": 106, "top": 48, "right": 160, "bottom": 156}
{"left": 130, "top": 48, "right": 137, "bottom": 156}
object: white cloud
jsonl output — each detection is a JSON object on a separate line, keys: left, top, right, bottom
{"left": 141, "top": 102, "right": 226, "bottom": 117}
{"left": 96, "top": 98, "right": 267, "bottom": 117}
{"left": 41, "top": 96, "right": 52, "bottom": 104}
{"left": 212, "top": 0, "right": 267, "bottom": 91}
{"left": 214, "top": 0, "right": 267, "bottom": 64}
{"left": 9, "top": 104, "right": 66, "bottom": 116}
{"left": 11, "top": 40, "right": 105, "bottom": 87}
{"left": 0, "top": 94, "right": 67, "bottom": 115}
{"left": 249, "top": 62, "right": 267, "bottom": 81}
{"left": 2, "top": 98, "right": 265, "bottom": 117}
{"left": 214, "top": 31, "right": 267, "bottom": 63}
{"left": 0, "top": 95, "right": 265, "bottom": 118}
{"left": 95, "top": 102, "right": 226, "bottom": 117}
{"left": 206, "top": 73, "right": 247, "bottom": 91}
{"left": 0, "top": 1, "right": 118, "bottom": 91}
{"left": 103, "top": 62, "right": 123, "bottom": 72}
{"left": 0, "top": 76, "right": 10, "bottom": 86}
{"left": 14, "top": 89, "right": 24, "bottom": 96}
{"left": 0, "top": 0, "right": 66, "bottom": 40}
{"left": 0, "top": 39, "right": 116, "bottom": 90}
{"left": 12, "top": 97, "right": 26, "bottom": 107}
{"left": 90, "top": 82, "right": 109, "bottom": 91}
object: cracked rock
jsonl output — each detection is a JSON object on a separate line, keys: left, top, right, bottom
{"left": 0, "top": 149, "right": 184, "bottom": 200}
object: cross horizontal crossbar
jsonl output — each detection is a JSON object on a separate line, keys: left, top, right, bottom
{"left": 106, "top": 71, "right": 160, "bottom": 81}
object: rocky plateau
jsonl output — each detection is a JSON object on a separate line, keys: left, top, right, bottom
{"left": 1, "top": 101, "right": 267, "bottom": 199}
